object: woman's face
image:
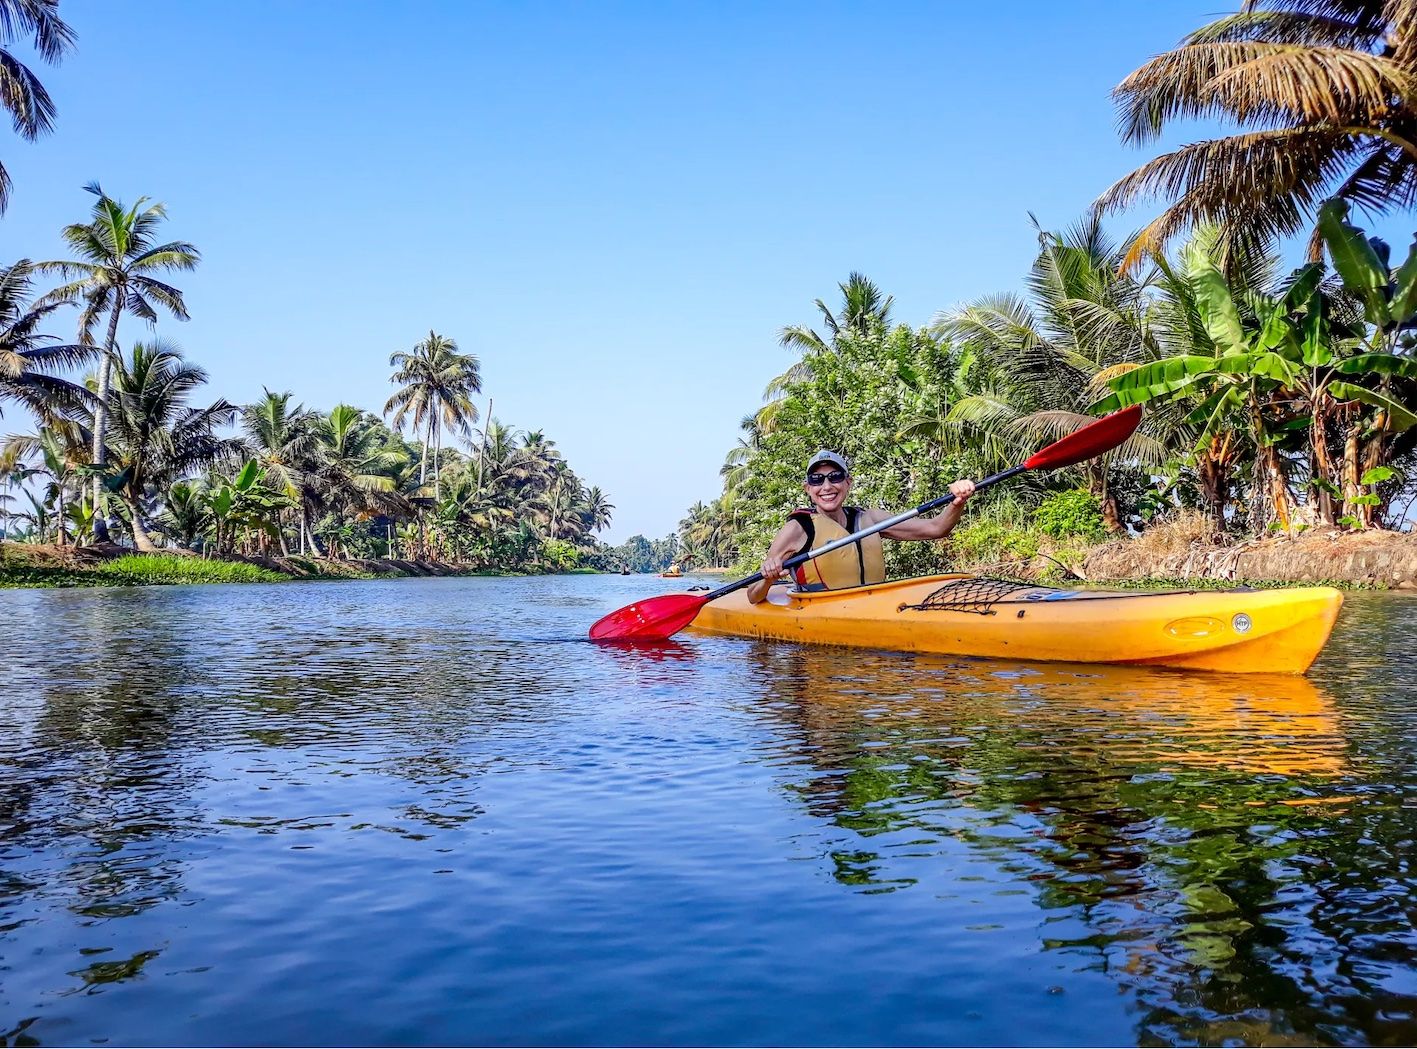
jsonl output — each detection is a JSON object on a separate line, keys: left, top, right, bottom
{"left": 804, "top": 465, "right": 850, "bottom": 514}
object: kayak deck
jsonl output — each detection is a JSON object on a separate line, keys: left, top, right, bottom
{"left": 685, "top": 574, "right": 1343, "bottom": 674}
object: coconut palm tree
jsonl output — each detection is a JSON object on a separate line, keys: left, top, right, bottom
{"left": 763, "top": 272, "right": 896, "bottom": 418}
{"left": 303, "top": 405, "right": 408, "bottom": 555}
{"left": 0, "top": 0, "right": 75, "bottom": 212}
{"left": 1100, "top": 0, "right": 1417, "bottom": 267}
{"left": 581, "top": 485, "right": 614, "bottom": 534}
{"left": 102, "top": 340, "right": 242, "bottom": 551}
{"left": 242, "top": 389, "right": 319, "bottom": 552}
{"left": 0, "top": 260, "right": 94, "bottom": 421}
{"left": 39, "top": 184, "right": 200, "bottom": 502}
{"left": 0, "top": 419, "right": 88, "bottom": 546}
{"left": 384, "top": 331, "right": 481, "bottom": 498}
{"left": 940, "top": 215, "right": 1166, "bottom": 530}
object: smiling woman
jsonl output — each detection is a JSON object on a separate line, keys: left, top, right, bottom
{"left": 745, "top": 449, "right": 977, "bottom": 603}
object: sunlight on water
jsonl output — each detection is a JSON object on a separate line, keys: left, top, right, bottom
{"left": 0, "top": 576, "right": 1413, "bottom": 1046}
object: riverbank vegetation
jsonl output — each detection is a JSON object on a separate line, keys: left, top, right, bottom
{"left": 0, "top": 4, "right": 633, "bottom": 580}
{"left": 659, "top": 0, "right": 1417, "bottom": 587}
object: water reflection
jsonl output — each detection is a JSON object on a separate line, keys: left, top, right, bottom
{"left": 747, "top": 645, "right": 1416, "bottom": 1044}
{"left": 0, "top": 581, "right": 1414, "bottom": 1046}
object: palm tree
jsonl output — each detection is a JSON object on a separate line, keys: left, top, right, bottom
{"left": 1, "top": 419, "right": 88, "bottom": 546}
{"left": 242, "top": 389, "right": 319, "bottom": 553}
{"left": 303, "top": 405, "right": 407, "bottom": 556}
{"left": 581, "top": 485, "right": 614, "bottom": 534}
{"left": 0, "top": 260, "right": 94, "bottom": 420}
{"left": 940, "top": 215, "right": 1166, "bottom": 530}
{"left": 1099, "top": 0, "right": 1417, "bottom": 267}
{"left": 384, "top": 331, "right": 481, "bottom": 498}
{"left": 0, "top": 0, "right": 75, "bottom": 212}
{"left": 102, "top": 340, "right": 242, "bottom": 551}
{"left": 764, "top": 272, "right": 896, "bottom": 413}
{"left": 39, "top": 184, "right": 200, "bottom": 502}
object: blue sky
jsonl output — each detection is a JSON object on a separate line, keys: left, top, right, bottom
{"left": 4, "top": 1, "right": 1390, "bottom": 541}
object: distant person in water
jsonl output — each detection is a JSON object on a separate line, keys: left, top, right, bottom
{"left": 746, "top": 450, "right": 975, "bottom": 604}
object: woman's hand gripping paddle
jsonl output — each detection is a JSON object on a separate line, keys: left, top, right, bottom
{"left": 589, "top": 404, "right": 1143, "bottom": 642}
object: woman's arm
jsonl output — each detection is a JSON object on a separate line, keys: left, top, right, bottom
{"left": 878, "top": 479, "right": 976, "bottom": 540}
{"left": 746, "top": 520, "right": 809, "bottom": 604}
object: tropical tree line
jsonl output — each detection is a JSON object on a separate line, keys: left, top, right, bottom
{"left": 688, "top": 209, "right": 1417, "bottom": 576}
{"left": 680, "top": 0, "right": 1417, "bottom": 570}
{"left": 0, "top": 188, "right": 618, "bottom": 572}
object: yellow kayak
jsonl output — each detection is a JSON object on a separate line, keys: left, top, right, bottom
{"left": 686, "top": 574, "right": 1342, "bottom": 674}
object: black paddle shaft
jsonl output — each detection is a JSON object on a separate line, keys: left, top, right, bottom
{"left": 704, "top": 464, "right": 1027, "bottom": 603}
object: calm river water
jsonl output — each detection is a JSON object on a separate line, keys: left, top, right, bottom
{"left": 1, "top": 574, "right": 1414, "bottom": 1046}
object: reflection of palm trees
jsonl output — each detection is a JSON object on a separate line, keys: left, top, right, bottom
{"left": 745, "top": 645, "right": 1366, "bottom": 1041}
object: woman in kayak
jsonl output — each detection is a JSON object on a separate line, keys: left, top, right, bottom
{"left": 746, "top": 449, "right": 976, "bottom": 603}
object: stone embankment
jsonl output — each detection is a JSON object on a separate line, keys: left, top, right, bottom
{"left": 1081, "top": 527, "right": 1417, "bottom": 589}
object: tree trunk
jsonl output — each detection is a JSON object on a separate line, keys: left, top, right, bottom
{"left": 125, "top": 497, "right": 160, "bottom": 552}
{"left": 475, "top": 397, "right": 492, "bottom": 497}
{"left": 1252, "top": 402, "right": 1290, "bottom": 530}
{"left": 303, "top": 505, "right": 324, "bottom": 556}
{"left": 434, "top": 415, "right": 442, "bottom": 499}
{"left": 91, "top": 304, "right": 123, "bottom": 506}
{"left": 56, "top": 484, "right": 68, "bottom": 547}
{"left": 1341, "top": 425, "right": 1362, "bottom": 523}
{"left": 420, "top": 416, "right": 430, "bottom": 488}
{"left": 1310, "top": 393, "right": 1337, "bottom": 526}
{"left": 1360, "top": 412, "right": 1390, "bottom": 528}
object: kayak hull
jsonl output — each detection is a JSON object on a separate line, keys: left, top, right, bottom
{"left": 685, "top": 574, "right": 1343, "bottom": 674}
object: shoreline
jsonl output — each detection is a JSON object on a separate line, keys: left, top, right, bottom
{"left": 6, "top": 531, "right": 1417, "bottom": 591}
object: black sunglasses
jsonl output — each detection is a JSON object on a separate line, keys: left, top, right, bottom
{"left": 806, "top": 469, "right": 848, "bottom": 486}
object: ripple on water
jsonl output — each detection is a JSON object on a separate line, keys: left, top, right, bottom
{"left": 0, "top": 579, "right": 1414, "bottom": 1045}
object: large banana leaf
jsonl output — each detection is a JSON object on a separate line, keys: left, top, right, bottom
{"left": 1089, "top": 355, "right": 1215, "bottom": 413}
{"left": 233, "top": 459, "right": 260, "bottom": 492}
{"left": 1252, "top": 351, "right": 1302, "bottom": 384}
{"left": 1278, "top": 263, "right": 1323, "bottom": 313}
{"left": 1300, "top": 308, "right": 1331, "bottom": 368}
{"left": 1188, "top": 387, "right": 1244, "bottom": 451}
{"left": 1335, "top": 353, "right": 1417, "bottom": 380}
{"left": 1255, "top": 306, "right": 1292, "bottom": 353}
{"left": 1185, "top": 241, "right": 1246, "bottom": 354}
{"left": 1329, "top": 381, "right": 1417, "bottom": 432}
{"left": 1318, "top": 198, "right": 1391, "bottom": 328}
{"left": 1389, "top": 235, "right": 1417, "bottom": 327}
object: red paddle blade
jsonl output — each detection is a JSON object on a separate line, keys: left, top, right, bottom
{"left": 589, "top": 593, "right": 711, "bottom": 641}
{"left": 1023, "top": 405, "right": 1142, "bottom": 471}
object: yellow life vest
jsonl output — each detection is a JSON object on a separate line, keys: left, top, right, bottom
{"left": 790, "top": 506, "right": 885, "bottom": 590}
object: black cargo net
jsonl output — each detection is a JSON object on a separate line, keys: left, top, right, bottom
{"left": 897, "top": 577, "right": 1038, "bottom": 615}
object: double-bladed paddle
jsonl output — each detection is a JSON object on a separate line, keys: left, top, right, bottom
{"left": 589, "top": 404, "right": 1143, "bottom": 642}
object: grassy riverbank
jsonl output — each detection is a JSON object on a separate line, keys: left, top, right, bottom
{"left": 0, "top": 551, "right": 291, "bottom": 588}
{"left": 0, "top": 544, "right": 440, "bottom": 589}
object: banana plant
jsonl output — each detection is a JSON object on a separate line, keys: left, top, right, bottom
{"left": 64, "top": 497, "right": 96, "bottom": 545}
{"left": 1095, "top": 241, "right": 1417, "bottom": 528}
{"left": 1316, "top": 199, "right": 1417, "bottom": 524}
{"left": 205, "top": 460, "right": 291, "bottom": 555}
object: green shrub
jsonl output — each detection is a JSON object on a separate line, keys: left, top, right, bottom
{"left": 947, "top": 518, "right": 1042, "bottom": 570}
{"left": 98, "top": 554, "right": 288, "bottom": 585}
{"left": 1033, "top": 489, "right": 1107, "bottom": 542}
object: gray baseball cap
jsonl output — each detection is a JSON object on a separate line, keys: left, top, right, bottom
{"left": 806, "top": 449, "right": 850, "bottom": 475}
